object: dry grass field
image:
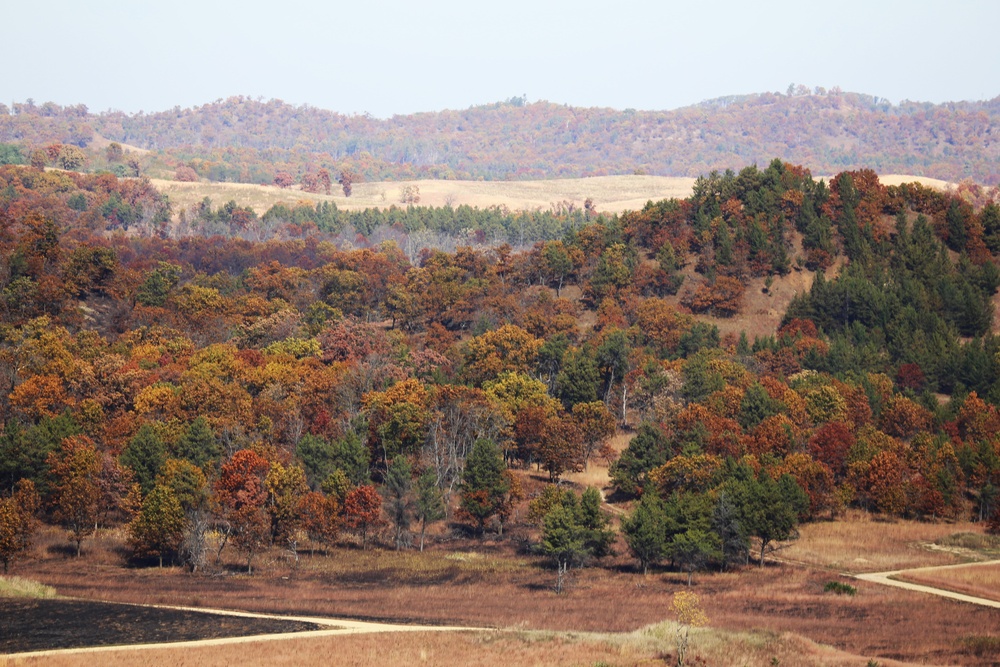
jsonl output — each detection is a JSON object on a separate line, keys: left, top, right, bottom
{"left": 895, "top": 563, "right": 1000, "bottom": 603}
{"left": 781, "top": 512, "right": 986, "bottom": 573}
{"left": 5, "top": 624, "right": 925, "bottom": 667}
{"left": 9, "top": 518, "right": 1000, "bottom": 666}
{"left": 149, "top": 175, "right": 698, "bottom": 217}
{"left": 149, "top": 173, "right": 949, "bottom": 220}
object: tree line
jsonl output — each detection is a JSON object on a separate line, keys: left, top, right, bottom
{"left": 1, "top": 161, "right": 999, "bottom": 584}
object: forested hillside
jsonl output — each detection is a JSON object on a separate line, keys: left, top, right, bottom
{"left": 1, "top": 90, "right": 998, "bottom": 184}
{"left": 1, "top": 159, "right": 999, "bottom": 578}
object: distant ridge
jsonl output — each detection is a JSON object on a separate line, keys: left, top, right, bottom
{"left": 1, "top": 91, "right": 997, "bottom": 184}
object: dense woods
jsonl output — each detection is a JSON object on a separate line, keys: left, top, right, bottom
{"left": 1, "top": 158, "right": 999, "bottom": 580}
{"left": 2, "top": 90, "right": 999, "bottom": 185}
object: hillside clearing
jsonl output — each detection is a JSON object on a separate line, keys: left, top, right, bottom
{"left": 150, "top": 174, "right": 950, "bottom": 219}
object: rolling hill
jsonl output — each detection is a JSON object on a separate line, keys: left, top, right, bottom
{"left": 2, "top": 91, "right": 998, "bottom": 184}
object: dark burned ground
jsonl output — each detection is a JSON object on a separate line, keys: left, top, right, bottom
{"left": 0, "top": 598, "right": 321, "bottom": 653}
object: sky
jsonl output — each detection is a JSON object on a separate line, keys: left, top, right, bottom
{"left": 6, "top": 0, "right": 999, "bottom": 118}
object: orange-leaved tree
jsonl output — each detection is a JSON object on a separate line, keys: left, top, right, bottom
{"left": 343, "top": 484, "right": 385, "bottom": 549}
{"left": 47, "top": 436, "right": 101, "bottom": 556}
{"left": 215, "top": 449, "right": 270, "bottom": 573}
{"left": 0, "top": 479, "right": 40, "bottom": 572}
{"left": 297, "top": 491, "right": 340, "bottom": 555}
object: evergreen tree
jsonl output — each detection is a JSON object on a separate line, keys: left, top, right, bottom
{"left": 712, "top": 491, "right": 749, "bottom": 568}
{"left": 330, "top": 430, "right": 370, "bottom": 485}
{"left": 664, "top": 492, "right": 721, "bottom": 585}
{"left": 383, "top": 457, "right": 413, "bottom": 550}
{"left": 296, "top": 434, "right": 335, "bottom": 489}
{"left": 681, "top": 352, "right": 725, "bottom": 403}
{"left": 460, "top": 439, "right": 509, "bottom": 535}
{"left": 577, "top": 487, "right": 615, "bottom": 558}
{"left": 120, "top": 425, "right": 166, "bottom": 496}
{"left": 621, "top": 491, "right": 669, "bottom": 574}
{"left": 726, "top": 473, "right": 799, "bottom": 567}
{"left": 555, "top": 347, "right": 600, "bottom": 409}
{"left": 596, "top": 329, "right": 630, "bottom": 405}
{"left": 414, "top": 470, "right": 445, "bottom": 551}
{"left": 175, "top": 417, "right": 220, "bottom": 471}
{"left": 610, "top": 421, "right": 673, "bottom": 497}
{"left": 539, "top": 487, "right": 613, "bottom": 592}
{"left": 540, "top": 503, "right": 586, "bottom": 593}
{"left": 737, "top": 383, "right": 782, "bottom": 430}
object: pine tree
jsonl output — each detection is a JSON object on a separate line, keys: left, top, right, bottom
{"left": 175, "top": 417, "right": 220, "bottom": 470}
{"left": 121, "top": 425, "right": 166, "bottom": 496}
{"left": 415, "top": 470, "right": 445, "bottom": 551}
{"left": 610, "top": 421, "right": 673, "bottom": 497}
{"left": 460, "top": 439, "right": 509, "bottom": 535}
{"left": 538, "top": 487, "right": 613, "bottom": 593}
{"left": 712, "top": 491, "right": 748, "bottom": 568}
{"left": 621, "top": 491, "right": 669, "bottom": 575}
{"left": 383, "top": 457, "right": 413, "bottom": 550}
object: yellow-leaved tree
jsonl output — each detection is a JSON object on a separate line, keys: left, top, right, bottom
{"left": 671, "top": 590, "right": 708, "bottom": 667}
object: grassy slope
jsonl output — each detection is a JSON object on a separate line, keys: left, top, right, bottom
{"left": 150, "top": 174, "right": 952, "bottom": 218}
{"left": 149, "top": 175, "right": 699, "bottom": 216}
{"left": 14, "top": 517, "right": 997, "bottom": 667}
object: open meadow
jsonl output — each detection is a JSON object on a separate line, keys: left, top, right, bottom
{"left": 149, "top": 173, "right": 951, "bottom": 219}
{"left": 6, "top": 515, "right": 999, "bottom": 666}
{"left": 895, "top": 562, "right": 1000, "bottom": 604}
{"left": 149, "top": 175, "right": 699, "bottom": 218}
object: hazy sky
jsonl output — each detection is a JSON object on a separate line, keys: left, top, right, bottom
{"left": 7, "top": 0, "right": 999, "bottom": 117}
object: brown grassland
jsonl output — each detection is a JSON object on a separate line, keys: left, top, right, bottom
{"left": 895, "top": 563, "right": 1000, "bottom": 604}
{"left": 782, "top": 513, "right": 988, "bottom": 573}
{"left": 6, "top": 511, "right": 1000, "bottom": 666}
{"left": 148, "top": 175, "right": 699, "bottom": 218}
{"left": 149, "top": 173, "right": 952, "bottom": 219}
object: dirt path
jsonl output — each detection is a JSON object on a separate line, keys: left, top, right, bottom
{"left": 2, "top": 602, "right": 489, "bottom": 660}
{"left": 854, "top": 559, "right": 1000, "bottom": 609}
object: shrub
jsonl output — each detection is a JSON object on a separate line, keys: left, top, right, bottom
{"left": 962, "top": 635, "right": 1000, "bottom": 658}
{"left": 823, "top": 580, "right": 857, "bottom": 596}
{"left": 175, "top": 166, "right": 198, "bottom": 182}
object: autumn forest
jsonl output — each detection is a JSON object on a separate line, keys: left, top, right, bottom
{"left": 1, "top": 150, "right": 999, "bottom": 585}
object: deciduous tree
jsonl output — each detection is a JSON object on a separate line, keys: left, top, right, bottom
{"left": 297, "top": 491, "right": 339, "bottom": 554}
{"left": 128, "top": 483, "right": 185, "bottom": 566}
{"left": 671, "top": 590, "right": 708, "bottom": 667}
{"left": 215, "top": 449, "right": 270, "bottom": 573}
{"left": 265, "top": 461, "right": 308, "bottom": 546}
{"left": 0, "top": 480, "right": 39, "bottom": 572}
{"left": 47, "top": 437, "right": 101, "bottom": 556}
{"left": 343, "top": 484, "right": 385, "bottom": 549}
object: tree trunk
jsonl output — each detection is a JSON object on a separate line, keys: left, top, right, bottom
{"left": 419, "top": 521, "right": 426, "bottom": 552}
{"left": 556, "top": 560, "right": 567, "bottom": 594}
{"left": 621, "top": 386, "right": 628, "bottom": 427}
{"left": 216, "top": 526, "right": 230, "bottom": 564}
